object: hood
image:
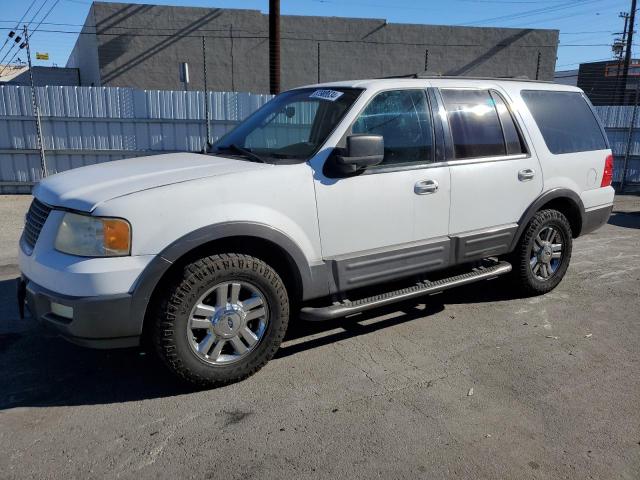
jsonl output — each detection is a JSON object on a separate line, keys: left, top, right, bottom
{"left": 34, "top": 152, "right": 267, "bottom": 212}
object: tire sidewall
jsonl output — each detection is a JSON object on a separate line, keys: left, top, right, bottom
{"left": 157, "top": 255, "right": 289, "bottom": 385}
{"left": 521, "top": 211, "right": 573, "bottom": 292}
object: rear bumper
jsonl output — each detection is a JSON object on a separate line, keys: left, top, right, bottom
{"left": 23, "top": 277, "right": 140, "bottom": 349}
{"left": 581, "top": 204, "right": 613, "bottom": 235}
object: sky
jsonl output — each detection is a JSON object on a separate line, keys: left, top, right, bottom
{"left": 0, "top": 0, "right": 632, "bottom": 72}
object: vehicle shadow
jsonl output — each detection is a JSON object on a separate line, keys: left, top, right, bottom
{"left": 0, "top": 276, "right": 520, "bottom": 409}
{"left": 278, "top": 277, "right": 522, "bottom": 358}
{"left": 607, "top": 210, "right": 640, "bottom": 229}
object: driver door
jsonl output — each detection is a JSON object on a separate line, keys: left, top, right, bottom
{"left": 313, "top": 88, "right": 451, "bottom": 292}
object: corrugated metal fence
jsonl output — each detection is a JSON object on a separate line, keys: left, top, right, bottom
{"left": 1, "top": 86, "right": 638, "bottom": 193}
{"left": 594, "top": 105, "right": 640, "bottom": 187}
{"left": 0, "top": 86, "right": 273, "bottom": 193}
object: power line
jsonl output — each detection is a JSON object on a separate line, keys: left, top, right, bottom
{"left": 312, "top": 0, "right": 568, "bottom": 9}
{"left": 0, "top": 19, "right": 610, "bottom": 38}
{"left": 0, "top": 0, "right": 61, "bottom": 76}
{"left": 458, "top": 0, "right": 608, "bottom": 27}
{"left": 505, "top": 1, "right": 628, "bottom": 29}
{"left": 0, "top": 20, "right": 619, "bottom": 35}
{"left": 0, "top": 3, "right": 621, "bottom": 74}
{"left": 621, "top": 0, "right": 637, "bottom": 102}
{"left": 0, "top": 27, "right": 564, "bottom": 47}
{"left": 557, "top": 57, "right": 615, "bottom": 67}
{"left": 560, "top": 30, "right": 616, "bottom": 35}
{"left": 0, "top": 26, "right": 622, "bottom": 50}
{"left": 0, "top": 0, "right": 38, "bottom": 58}
{"left": 31, "top": 0, "right": 62, "bottom": 34}
{"left": 0, "top": 0, "right": 51, "bottom": 69}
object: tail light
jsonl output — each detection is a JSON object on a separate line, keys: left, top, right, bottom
{"left": 601, "top": 154, "right": 614, "bottom": 187}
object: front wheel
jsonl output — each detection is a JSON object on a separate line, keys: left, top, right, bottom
{"left": 152, "top": 253, "right": 289, "bottom": 387}
{"left": 512, "top": 209, "right": 573, "bottom": 295}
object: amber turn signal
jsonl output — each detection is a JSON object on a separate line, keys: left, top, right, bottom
{"left": 103, "top": 219, "right": 131, "bottom": 254}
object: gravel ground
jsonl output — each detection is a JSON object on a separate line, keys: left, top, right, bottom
{"left": 0, "top": 195, "right": 639, "bottom": 479}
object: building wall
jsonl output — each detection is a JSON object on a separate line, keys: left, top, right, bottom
{"left": 4, "top": 67, "right": 80, "bottom": 87}
{"left": 66, "top": 4, "right": 102, "bottom": 86}
{"left": 554, "top": 69, "right": 578, "bottom": 86}
{"left": 578, "top": 60, "right": 640, "bottom": 106}
{"left": 67, "top": 2, "right": 559, "bottom": 92}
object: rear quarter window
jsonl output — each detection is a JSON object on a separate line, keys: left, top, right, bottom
{"left": 520, "top": 90, "right": 608, "bottom": 154}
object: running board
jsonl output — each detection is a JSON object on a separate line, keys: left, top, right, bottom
{"left": 299, "top": 260, "right": 512, "bottom": 321}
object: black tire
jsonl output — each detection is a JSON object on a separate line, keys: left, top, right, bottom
{"left": 152, "top": 253, "right": 289, "bottom": 388}
{"left": 512, "top": 209, "right": 573, "bottom": 295}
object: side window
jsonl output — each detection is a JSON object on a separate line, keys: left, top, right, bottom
{"left": 441, "top": 89, "right": 508, "bottom": 159}
{"left": 521, "top": 90, "right": 608, "bottom": 154}
{"left": 352, "top": 90, "right": 433, "bottom": 166}
{"left": 490, "top": 91, "right": 527, "bottom": 156}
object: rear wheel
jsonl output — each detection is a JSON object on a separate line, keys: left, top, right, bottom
{"left": 153, "top": 253, "right": 289, "bottom": 387}
{"left": 513, "top": 209, "right": 573, "bottom": 295}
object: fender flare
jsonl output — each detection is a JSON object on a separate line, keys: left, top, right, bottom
{"left": 510, "top": 188, "right": 586, "bottom": 251}
{"left": 129, "top": 222, "right": 331, "bottom": 334}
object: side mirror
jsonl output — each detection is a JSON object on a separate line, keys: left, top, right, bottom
{"left": 334, "top": 134, "right": 384, "bottom": 174}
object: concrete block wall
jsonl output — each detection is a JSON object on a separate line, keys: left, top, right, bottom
{"left": 66, "top": 2, "right": 559, "bottom": 93}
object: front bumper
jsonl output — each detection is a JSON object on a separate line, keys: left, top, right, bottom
{"left": 22, "top": 277, "right": 140, "bottom": 349}
{"left": 18, "top": 202, "right": 174, "bottom": 349}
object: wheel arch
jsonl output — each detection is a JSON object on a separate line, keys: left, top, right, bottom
{"left": 510, "top": 188, "right": 585, "bottom": 251}
{"left": 131, "top": 222, "right": 331, "bottom": 342}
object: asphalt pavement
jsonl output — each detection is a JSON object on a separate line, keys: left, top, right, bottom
{"left": 0, "top": 195, "right": 639, "bottom": 479}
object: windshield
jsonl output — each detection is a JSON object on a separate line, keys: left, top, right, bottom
{"left": 212, "top": 87, "right": 362, "bottom": 162}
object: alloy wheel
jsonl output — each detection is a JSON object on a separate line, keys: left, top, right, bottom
{"left": 529, "top": 225, "right": 564, "bottom": 281}
{"left": 187, "top": 281, "right": 268, "bottom": 365}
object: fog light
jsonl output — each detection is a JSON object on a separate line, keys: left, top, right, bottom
{"left": 51, "top": 302, "right": 73, "bottom": 320}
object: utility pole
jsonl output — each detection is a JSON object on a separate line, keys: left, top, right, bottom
{"left": 613, "top": 12, "right": 629, "bottom": 104}
{"left": 621, "top": 81, "right": 639, "bottom": 192}
{"left": 23, "top": 25, "right": 47, "bottom": 178}
{"left": 269, "top": 0, "right": 281, "bottom": 95}
{"left": 621, "top": 0, "right": 637, "bottom": 104}
{"left": 317, "top": 42, "right": 321, "bottom": 83}
{"left": 202, "top": 36, "right": 211, "bottom": 152}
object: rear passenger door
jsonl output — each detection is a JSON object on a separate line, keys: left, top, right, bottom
{"left": 438, "top": 88, "right": 542, "bottom": 259}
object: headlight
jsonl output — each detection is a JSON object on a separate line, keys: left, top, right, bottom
{"left": 55, "top": 212, "right": 131, "bottom": 257}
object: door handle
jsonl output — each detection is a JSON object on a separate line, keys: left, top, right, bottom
{"left": 518, "top": 168, "right": 535, "bottom": 181}
{"left": 414, "top": 179, "right": 439, "bottom": 194}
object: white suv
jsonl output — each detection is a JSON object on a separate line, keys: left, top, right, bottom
{"left": 18, "top": 77, "right": 615, "bottom": 386}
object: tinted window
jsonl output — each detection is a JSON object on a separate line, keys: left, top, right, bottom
{"left": 521, "top": 90, "right": 608, "bottom": 154}
{"left": 352, "top": 89, "right": 433, "bottom": 165}
{"left": 441, "top": 89, "right": 506, "bottom": 159}
{"left": 491, "top": 91, "right": 527, "bottom": 155}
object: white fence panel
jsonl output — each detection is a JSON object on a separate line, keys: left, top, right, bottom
{"left": 0, "top": 86, "right": 274, "bottom": 191}
{"left": 5, "top": 91, "right": 640, "bottom": 191}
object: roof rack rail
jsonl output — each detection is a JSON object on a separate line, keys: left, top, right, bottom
{"left": 378, "top": 72, "right": 551, "bottom": 83}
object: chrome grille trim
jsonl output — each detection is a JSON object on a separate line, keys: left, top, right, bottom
{"left": 22, "top": 198, "right": 53, "bottom": 252}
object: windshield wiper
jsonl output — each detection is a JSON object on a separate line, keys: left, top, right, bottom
{"left": 214, "top": 144, "right": 267, "bottom": 163}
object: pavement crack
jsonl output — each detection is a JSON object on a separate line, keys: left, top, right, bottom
{"left": 343, "top": 373, "right": 449, "bottom": 406}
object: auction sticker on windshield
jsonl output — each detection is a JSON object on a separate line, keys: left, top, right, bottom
{"left": 310, "top": 89, "right": 344, "bottom": 101}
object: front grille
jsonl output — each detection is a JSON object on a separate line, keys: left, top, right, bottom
{"left": 23, "top": 198, "right": 53, "bottom": 251}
